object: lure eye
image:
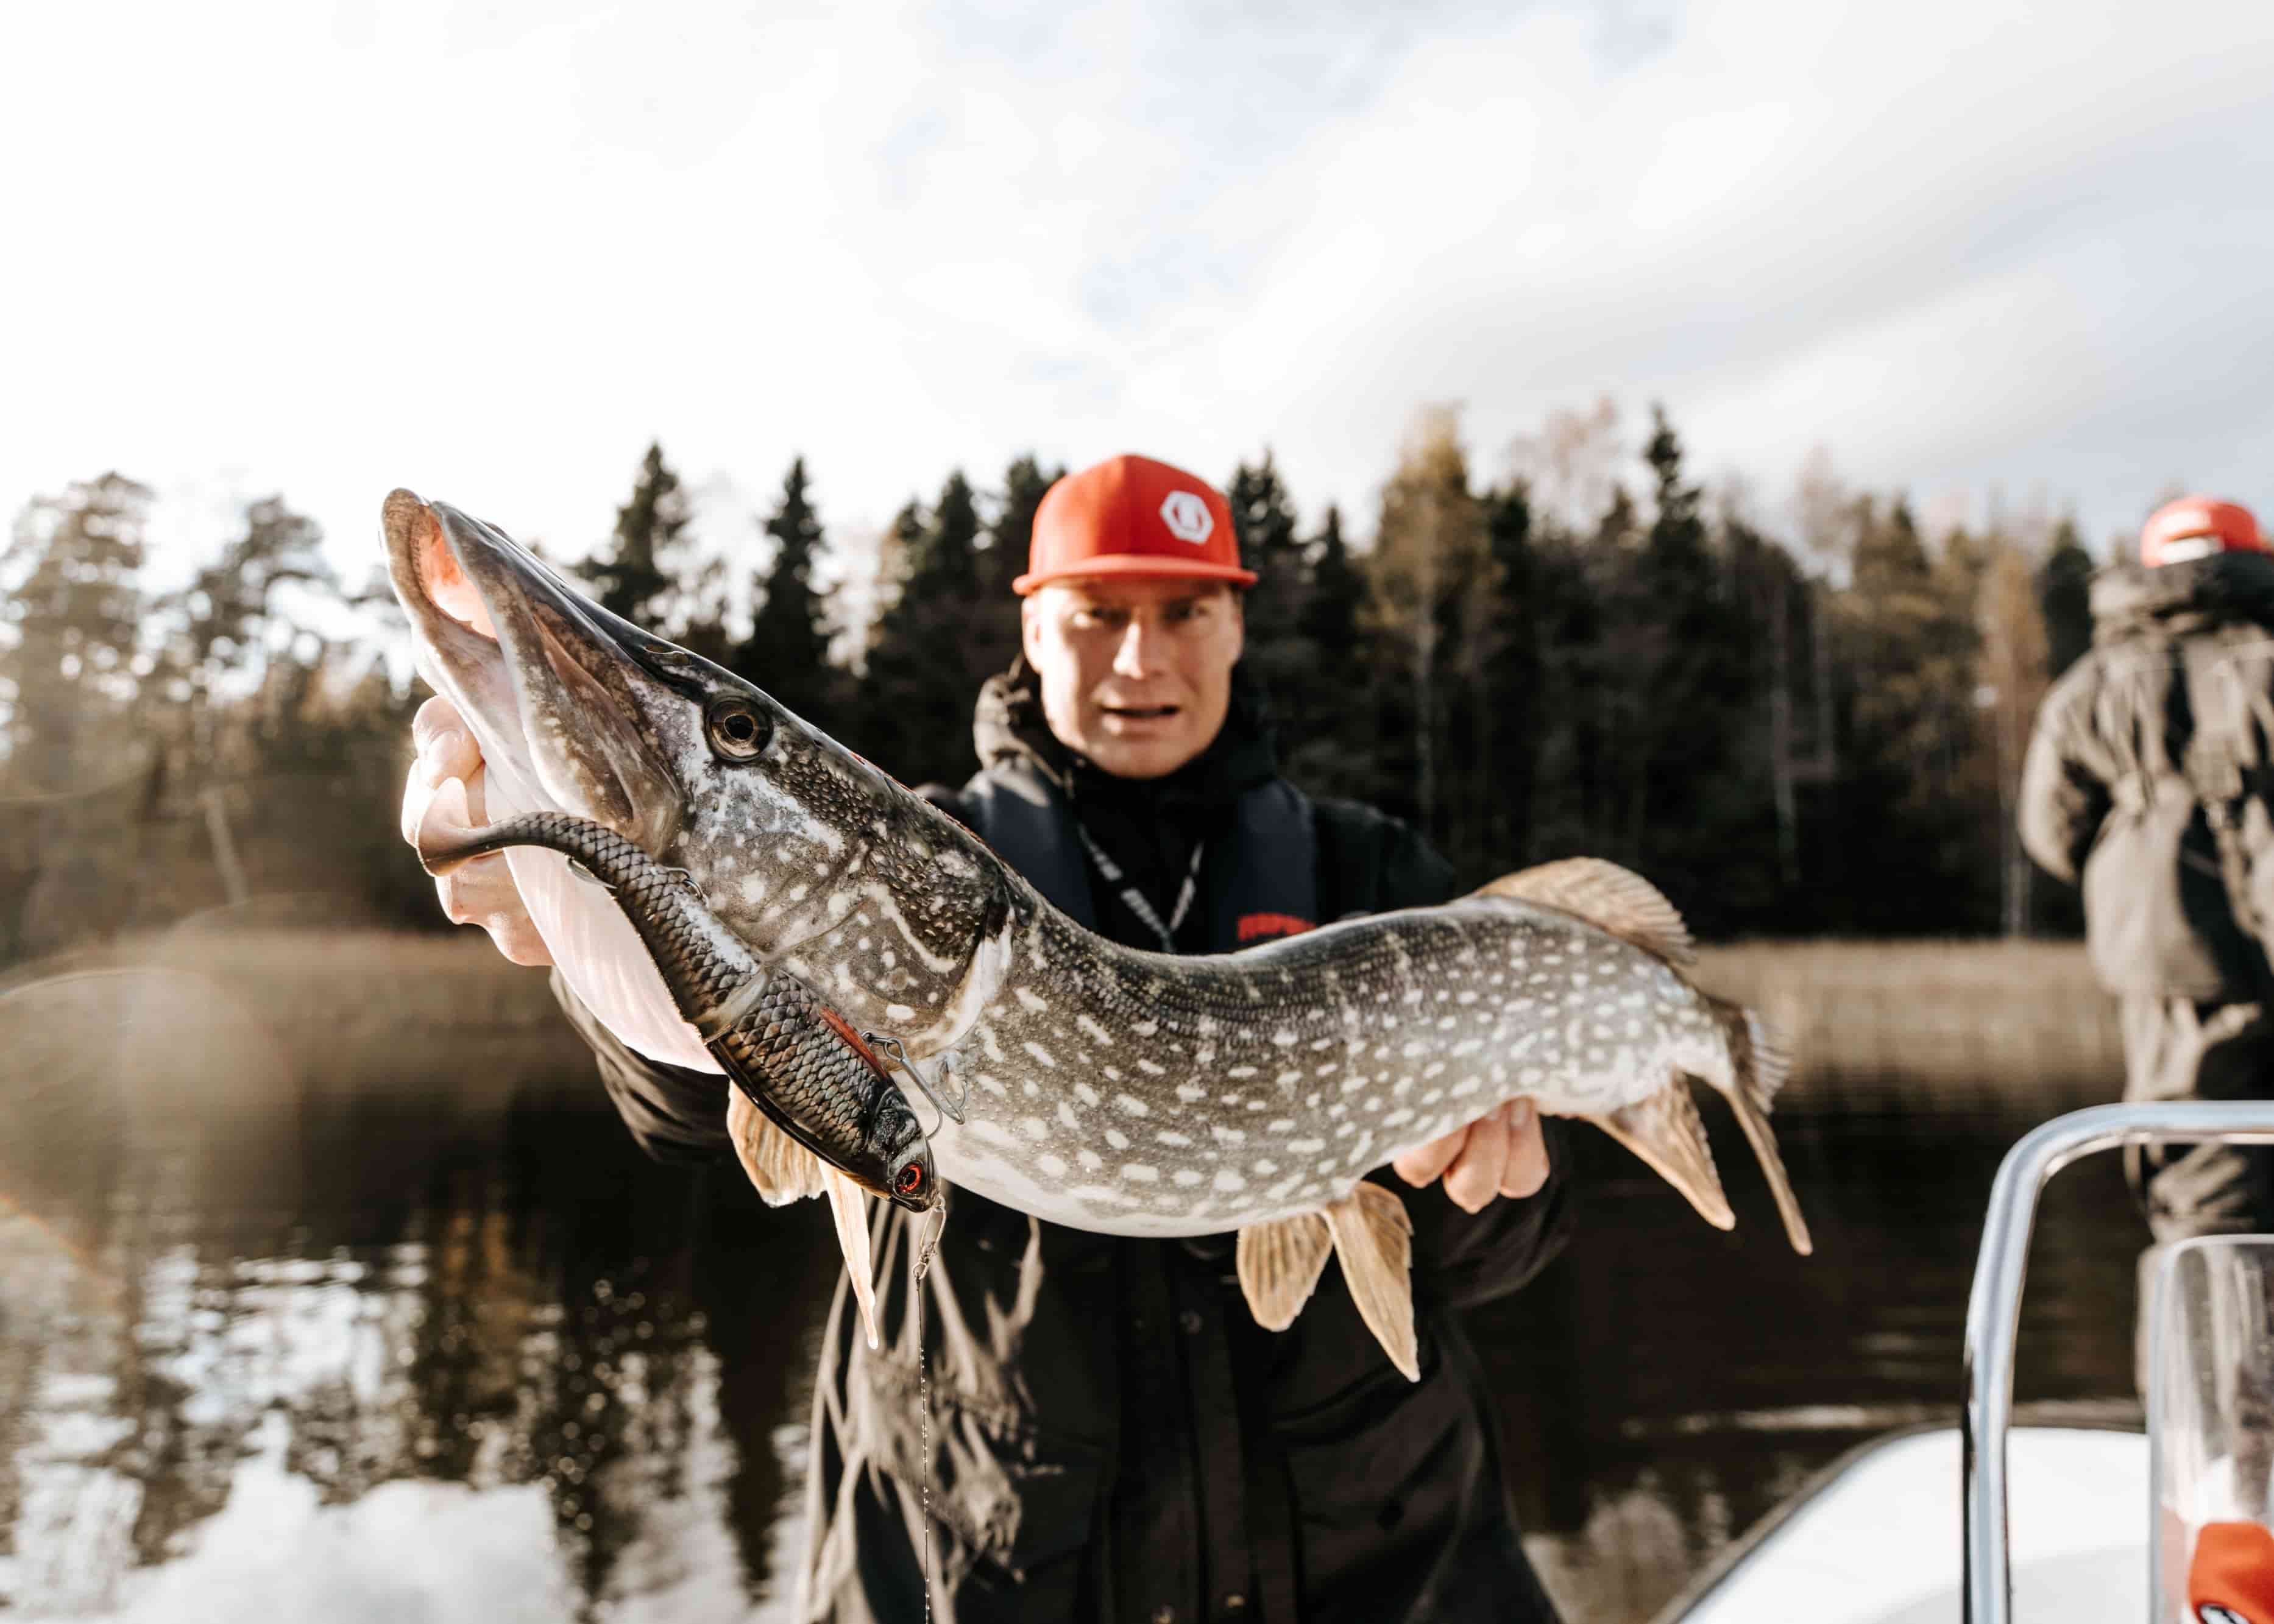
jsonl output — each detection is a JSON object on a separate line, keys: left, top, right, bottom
{"left": 705, "top": 699, "right": 771, "bottom": 761}
{"left": 896, "top": 1163, "right": 926, "bottom": 1197}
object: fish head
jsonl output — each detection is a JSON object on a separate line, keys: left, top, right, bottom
{"left": 873, "top": 1093, "right": 937, "bottom": 1213}
{"left": 385, "top": 489, "right": 1018, "bottom": 1047}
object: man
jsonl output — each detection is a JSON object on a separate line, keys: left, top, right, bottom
{"left": 406, "top": 453, "right": 1573, "bottom": 1622}
{"left": 2019, "top": 495, "right": 2274, "bottom": 1311}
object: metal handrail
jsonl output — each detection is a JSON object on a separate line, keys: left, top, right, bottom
{"left": 1963, "top": 1100, "right": 2274, "bottom": 1623}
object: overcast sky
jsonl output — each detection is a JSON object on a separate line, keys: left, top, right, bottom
{"left": 2, "top": 0, "right": 2269, "bottom": 587}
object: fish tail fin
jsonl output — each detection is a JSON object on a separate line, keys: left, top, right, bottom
{"left": 1322, "top": 1184, "right": 1419, "bottom": 1381}
{"left": 1702, "top": 1001, "right": 1815, "bottom": 1257}
{"left": 1587, "top": 1076, "right": 1734, "bottom": 1231}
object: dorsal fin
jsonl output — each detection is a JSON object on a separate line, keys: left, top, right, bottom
{"left": 1473, "top": 857, "right": 1695, "bottom": 966}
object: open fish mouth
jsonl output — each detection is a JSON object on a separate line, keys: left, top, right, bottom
{"left": 381, "top": 487, "right": 684, "bottom": 857}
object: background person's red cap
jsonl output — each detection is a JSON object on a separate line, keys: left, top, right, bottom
{"left": 2191, "top": 1519, "right": 2274, "bottom": 1622}
{"left": 1013, "top": 454, "right": 1258, "bottom": 595}
{"left": 2142, "top": 496, "right": 2269, "bottom": 568}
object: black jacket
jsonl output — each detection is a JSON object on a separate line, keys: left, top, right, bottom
{"left": 2019, "top": 553, "right": 2274, "bottom": 998}
{"left": 558, "top": 665, "right": 1573, "bottom": 1623}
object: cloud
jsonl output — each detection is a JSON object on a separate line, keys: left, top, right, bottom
{"left": 0, "top": 0, "right": 2266, "bottom": 586}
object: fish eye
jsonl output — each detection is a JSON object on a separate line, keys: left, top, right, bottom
{"left": 706, "top": 699, "right": 771, "bottom": 761}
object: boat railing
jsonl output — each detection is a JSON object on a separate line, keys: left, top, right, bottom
{"left": 1963, "top": 1099, "right": 2274, "bottom": 1623}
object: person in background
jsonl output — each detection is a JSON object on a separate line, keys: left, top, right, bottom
{"left": 2019, "top": 495, "right": 2274, "bottom": 1405}
{"left": 405, "top": 453, "right": 1575, "bottom": 1623}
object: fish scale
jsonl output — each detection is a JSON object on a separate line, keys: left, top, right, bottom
{"left": 917, "top": 895, "right": 1726, "bottom": 1237}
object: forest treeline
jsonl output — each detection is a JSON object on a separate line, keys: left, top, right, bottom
{"left": 0, "top": 401, "right": 2103, "bottom": 964}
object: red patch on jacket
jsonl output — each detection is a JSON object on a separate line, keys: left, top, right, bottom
{"left": 1238, "top": 912, "right": 1315, "bottom": 943}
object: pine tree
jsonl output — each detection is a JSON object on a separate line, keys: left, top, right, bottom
{"left": 587, "top": 442, "right": 687, "bottom": 629}
{"left": 856, "top": 473, "right": 1001, "bottom": 786}
{"left": 2039, "top": 518, "right": 2095, "bottom": 680}
{"left": 2, "top": 473, "right": 152, "bottom": 787}
{"left": 735, "top": 457, "right": 840, "bottom": 732}
{"left": 1364, "top": 408, "right": 1496, "bottom": 859}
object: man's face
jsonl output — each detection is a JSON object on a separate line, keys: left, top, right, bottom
{"left": 1021, "top": 577, "right": 1245, "bottom": 780}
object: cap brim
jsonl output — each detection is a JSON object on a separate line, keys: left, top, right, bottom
{"left": 1013, "top": 555, "right": 1259, "bottom": 595}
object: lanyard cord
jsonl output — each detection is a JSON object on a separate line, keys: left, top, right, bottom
{"left": 915, "top": 1202, "right": 947, "bottom": 1623}
{"left": 1072, "top": 822, "right": 1205, "bottom": 953}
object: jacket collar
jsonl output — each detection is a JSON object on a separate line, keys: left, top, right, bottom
{"left": 2091, "top": 552, "right": 2274, "bottom": 643}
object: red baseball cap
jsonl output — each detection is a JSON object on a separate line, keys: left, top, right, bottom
{"left": 2190, "top": 1519, "right": 2274, "bottom": 1623}
{"left": 2142, "top": 496, "right": 2268, "bottom": 568}
{"left": 1013, "top": 454, "right": 1258, "bottom": 595}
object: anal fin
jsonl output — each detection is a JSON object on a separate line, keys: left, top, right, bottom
{"left": 1702, "top": 1007, "right": 1815, "bottom": 1255}
{"left": 1589, "top": 1076, "right": 1734, "bottom": 1231}
{"left": 1323, "top": 1182, "right": 1419, "bottom": 1382}
{"left": 1238, "top": 1211, "right": 1334, "bottom": 1332}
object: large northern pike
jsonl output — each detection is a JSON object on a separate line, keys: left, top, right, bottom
{"left": 386, "top": 488, "right": 1813, "bottom": 1379}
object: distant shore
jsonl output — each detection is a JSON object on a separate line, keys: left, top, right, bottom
{"left": 2, "top": 927, "right": 2123, "bottom": 1112}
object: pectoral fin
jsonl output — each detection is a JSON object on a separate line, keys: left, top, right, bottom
{"left": 822, "top": 1167, "right": 880, "bottom": 1350}
{"left": 727, "top": 1091, "right": 829, "bottom": 1206}
{"left": 1589, "top": 1076, "right": 1734, "bottom": 1231}
{"left": 1238, "top": 1211, "right": 1335, "bottom": 1331}
{"left": 1322, "top": 1182, "right": 1419, "bottom": 1382}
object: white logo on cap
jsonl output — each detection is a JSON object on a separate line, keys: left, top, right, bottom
{"left": 1160, "top": 491, "right": 1214, "bottom": 545}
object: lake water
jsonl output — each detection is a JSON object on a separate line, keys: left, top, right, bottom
{"left": 0, "top": 966, "right": 2142, "bottom": 1622}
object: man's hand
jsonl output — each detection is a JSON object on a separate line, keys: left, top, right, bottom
{"left": 1392, "top": 1099, "right": 1550, "bottom": 1213}
{"left": 400, "top": 694, "right": 553, "bottom": 966}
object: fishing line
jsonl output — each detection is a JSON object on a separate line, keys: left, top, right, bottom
{"left": 913, "top": 1200, "right": 949, "bottom": 1624}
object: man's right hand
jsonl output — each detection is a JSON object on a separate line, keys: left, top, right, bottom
{"left": 401, "top": 694, "right": 553, "bottom": 967}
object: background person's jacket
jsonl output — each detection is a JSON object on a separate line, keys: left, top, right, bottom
{"left": 555, "top": 663, "right": 1573, "bottom": 1623}
{"left": 2019, "top": 551, "right": 2274, "bottom": 1000}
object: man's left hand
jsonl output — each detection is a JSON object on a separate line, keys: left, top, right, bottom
{"left": 1392, "top": 1100, "right": 1550, "bottom": 1212}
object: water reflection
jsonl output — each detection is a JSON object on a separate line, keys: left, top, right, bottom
{"left": 0, "top": 964, "right": 2142, "bottom": 1622}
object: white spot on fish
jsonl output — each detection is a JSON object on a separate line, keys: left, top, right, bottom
{"left": 1077, "top": 1014, "right": 1114, "bottom": 1046}
{"left": 1106, "top": 1129, "right": 1130, "bottom": 1151}
{"left": 1136, "top": 1059, "right": 1166, "bottom": 1077}
{"left": 1038, "top": 1154, "right": 1068, "bottom": 1179}
{"left": 1156, "top": 1129, "right": 1192, "bottom": 1147}
{"left": 1133, "top": 1020, "right": 1160, "bottom": 1038}
{"left": 1116, "top": 1094, "right": 1150, "bottom": 1117}
{"left": 1268, "top": 1118, "right": 1294, "bottom": 1132}
{"left": 1123, "top": 1164, "right": 1159, "bottom": 1183}
{"left": 1211, "top": 1126, "right": 1245, "bottom": 1146}
{"left": 1212, "top": 1169, "right": 1247, "bottom": 1193}
{"left": 887, "top": 1004, "right": 917, "bottom": 1023}
{"left": 1176, "top": 1082, "right": 1208, "bottom": 1104}
{"left": 1228, "top": 1066, "right": 1258, "bottom": 1080}
{"left": 1272, "top": 1029, "right": 1297, "bottom": 1047}
{"left": 1173, "top": 1170, "right": 1204, "bottom": 1187}
{"left": 1015, "top": 988, "right": 1050, "bottom": 1014}
{"left": 1078, "top": 1149, "right": 1103, "bottom": 1172}
{"left": 1252, "top": 1159, "right": 1278, "bottom": 1175}
{"left": 1288, "top": 1139, "right": 1325, "bottom": 1154}
{"left": 1074, "top": 1082, "right": 1101, "bottom": 1107}
{"left": 1021, "top": 1042, "right": 1058, "bottom": 1069}
{"left": 1020, "top": 1116, "right": 1049, "bottom": 1142}
{"left": 1058, "top": 1103, "right": 1081, "bottom": 1130}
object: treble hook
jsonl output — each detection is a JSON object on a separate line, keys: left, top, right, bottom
{"left": 863, "top": 1033, "right": 968, "bottom": 1129}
